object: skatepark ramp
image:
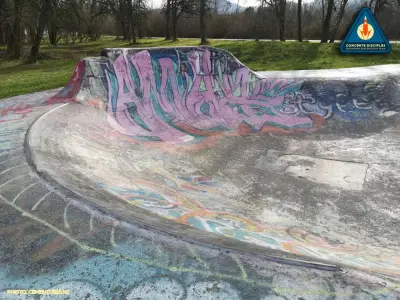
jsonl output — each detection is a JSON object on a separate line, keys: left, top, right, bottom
{"left": 30, "top": 46, "right": 400, "bottom": 276}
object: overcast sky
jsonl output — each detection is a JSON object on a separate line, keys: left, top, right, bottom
{"left": 149, "top": 0, "right": 260, "bottom": 9}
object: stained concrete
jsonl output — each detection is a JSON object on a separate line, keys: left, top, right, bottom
{"left": 0, "top": 90, "right": 398, "bottom": 299}
{"left": 25, "top": 47, "right": 400, "bottom": 278}
{"left": 28, "top": 98, "right": 400, "bottom": 276}
{"left": 2, "top": 45, "right": 400, "bottom": 298}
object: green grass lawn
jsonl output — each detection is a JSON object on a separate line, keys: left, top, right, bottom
{"left": 1, "top": 37, "right": 400, "bottom": 99}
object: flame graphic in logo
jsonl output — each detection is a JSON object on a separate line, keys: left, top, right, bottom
{"left": 357, "top": 16, "right": 374, "bottom": 40}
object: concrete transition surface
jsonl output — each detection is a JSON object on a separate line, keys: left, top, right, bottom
{"left": 41, "top": 46, "right": 400, "bottom": 275}
{"left": 1, "top": 46, "right": 400, "bottom": 299}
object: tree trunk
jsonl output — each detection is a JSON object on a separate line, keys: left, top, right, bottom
{"left": 130, "top": 19, "right": 137, "bottom": 44}
{"left": 320, "top": 0, "right": 334, "bottom": 42}
{"left": 165, "top": 0, "right": 171, "bottom": 40}
{"left": 28, "top": 22, "right": 45, "bottom": 64}
{"left": 368, "top": 0, "right": 374, "bottom": 9}
{"left": 127, "top": 0, "right": 136, "bottom": 44}
{"left": 171, "top": 0, "right": 178, "bottom": 41}
{"left": 279, "top": 18, "right": 285, "bottom": 41}
{"left": 138, "top": 21, "right": 143, "bottom": 39}
{"left": 374, "top": 0, "right": 383, "bottom": 16}
{"left": 28, "top": 0, "right": 55, "bottom": 63}
{"left": 329, "top": 0, "right": 348, "bottom": 43}
{"left": 0, "top": 0, "right": 4, "bottom": 45}
{"left": 137, "top": 0, "right": 143, "bottom": 40}
{"left": 28, "top": 35, "right": 41, "bottom": 64}
{"left": 297, "top": 0, "right": 302, "bottom": 41}
{"left": 121, "top": 20, "right": 128, "bottom": 40}
{"left": 0, "top": 31, "right": 3, "bottom": 45}
{"left": 48, "top": 21, "right": 58, "bottom": 46}
{"left": 277, "top": 0, "right": 286, "bottom": 41}
{"left": 172, "top": 16, "right": 177, "bottom": 41}
{"left": 118, "top": 1, "right": 128, "bottom": 40}
{"left": 25, "top": 24, "right": 36, "bottom": 44}
{"left": 126, "top": 0, "right": 131, "bottom": 42}
{"left": 8, "top": 0, "right": 23, "bottom": 59}
{"left": 200, "top": 0, "right": 208, "bottom": 44}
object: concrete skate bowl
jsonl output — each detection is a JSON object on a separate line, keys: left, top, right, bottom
{"left": 27, "top": 46, "right": 400, "bottom": 276}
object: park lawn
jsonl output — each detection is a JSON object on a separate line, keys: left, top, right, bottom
{"left": 1, "top": 37, "right": 400, "bottom": 99}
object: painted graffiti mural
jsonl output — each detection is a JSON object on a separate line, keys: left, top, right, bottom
{"left": 49, "top": 46, "right": 398, "bottom": 144}
{"left": 102, "top": 49, "right": 317, "bottom": 143}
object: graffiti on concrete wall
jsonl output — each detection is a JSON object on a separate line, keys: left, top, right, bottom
{"left": 92, "top": 47, "right": 398, "bottom": 143}
{"left": 47, "top": 61, "right": 85, "bottom": 105}
{"left": 47, "top": 46, "right": 400, "bottom": 144}
{"left": 104, "top": 48, "right": 322, "bottom": 142}
{"left": 101, "top": 48, "right": 317, "bottom": 143}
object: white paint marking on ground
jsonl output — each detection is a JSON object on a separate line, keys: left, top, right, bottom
{"left": 0, "top": 149, "right": 24, "bottom": 157}
{"left": 31, "top": 191, "right": 52, "bottom": 211}
{"left": 231, "top": 254, "right": 248, "bottom": 280}
{"left": 187, "top": 245, "right": 210, "bottom": 269}
{"left": 0, "top": 163, "right": 27, "bottom": 175}
{"left": 0, "top": 174, "right": 29, "bottom": 189}
{"left": 89, "top": 212, "right": 94, "bottom": 231}
{"left": 0, "top": 155, "right": 23, "bottom": 165}
{"left": 64, "top": 202, "right": 71, "bottom": 229}
{"left": 110, "top": 221, "right": 119, "bottom": 247}
{"left": 0, "top": 192, "right": 355, "bottom": 291}
{"left": 12, "top": 182, "right": 38, "bottom": 204}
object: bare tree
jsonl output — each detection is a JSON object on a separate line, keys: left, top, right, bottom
{"left": 100, "top": 0, "right": 147, "bottom": 42}
{"left": 370, "top": 0, "right": 399, "bottom": 15}
{"left": 199, "top": 0, "right": 207, "bottom": 44}
{"left": 27, "top": 0, "right": 56, "bottom": 63}
{"left": 297, "top": 0, "right": 302, "bottom": 41}
{"left": 7, "top": 0, "right": 24, "bottom": 59}
{"left": 136, "top": 0, "right": 148, "bottom": 38}
{"left": 260, "top": 0, "right": 286, "bottom": 41}
{"left": 149, "top": 0, "right": 400, "bottom": 40}
{"left": 126, "top": 0, "right": 136, "bottom": 43}
{"left": 273, "top": 0, "right": 287, "bottom": 41}
{"left": 329, "top": 0, "right": 348, "bottom": 43}
{"left": 320, "top": 0, "right": 334, "bottom": 42}
{"left": 170, "top": 0, "right": 194, "bottom": 40}
{"left": 165, "top": 0, "right": 171, "bottom": 39}
{"left": 0, "top": 0, "right": 10, "bottom": 45}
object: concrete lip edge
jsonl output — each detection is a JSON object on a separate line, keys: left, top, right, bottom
{"left": 24, "top": 103, "right": 343, "bottom": 272}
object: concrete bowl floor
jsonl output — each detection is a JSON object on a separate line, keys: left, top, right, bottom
{"left": 28, "top": 102, "right": 400, "bottom": 276}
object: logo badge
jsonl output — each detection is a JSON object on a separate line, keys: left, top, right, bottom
{"left": 340, "top": 7, "right": 391, "bottom": 53}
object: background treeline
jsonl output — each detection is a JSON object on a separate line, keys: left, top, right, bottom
{"left": 145, "top": 0, "right": 400, "bottom": 40}
{"left": 0, "top": 0, "right": 399, "bottom": 63}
